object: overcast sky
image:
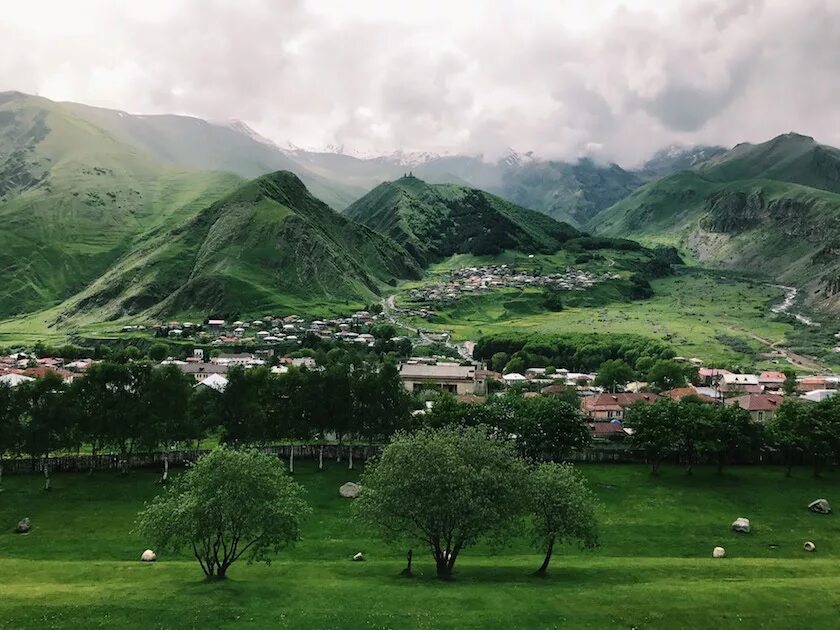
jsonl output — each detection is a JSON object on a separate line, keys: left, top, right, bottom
{"left": 2, "top": 0, "right": 838, "bottom": 165}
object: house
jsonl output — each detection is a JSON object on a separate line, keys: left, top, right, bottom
{"left": 399, "top": 363, "right": 486, "bottom": 395}
{"left": 624, "top": 381, "right": 648, "bottom": 393}
{"left": 179, "top": 363, "right": 228, "bottom": 382}
{"left": 661, "top": 386, "right": 717, "bottom": 404}
{"left": 798, "top": 376, "right": 831, "bottom": 392}
{"left": 587, "top": 420, "right": 630, "bottom": 441}
{"left": 207, "top": 319, "right": 226, "bottom": 328}
{"left": 720, "top": 373, "right": 761, "bottom": 394}
{"left": 726, "top": 393, "right": 784, "bottom": 422}
{"left": 22, "top": 366, "right": 79, "bottom": 383}
{"left": 581, "top": 393, "right": 659, "bottom": 420}
{"left": 698, "top": 368, "right": 731, "bottom": 386}
{"left": 291, "top": 357, "right": 317, "bottom": 369}
{"left": 211, "top": 353, "right": 260, "bottom": 367}
{"left": 196, "top": 373, "right": 228, "bottom": 392}
{"left": 801, "top": 389, "right": 838, "bottom": 403}
{"left": 0, "top": 373, "right": 34, "bottom": 387}
{"left": 502, "top": 372, "right": 527, "bottom": 384}
{"left": 759, "top": 371, "right": 786, "bottom": 390}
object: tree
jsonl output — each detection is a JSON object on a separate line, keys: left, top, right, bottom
{"left": 0, "top": 383, "right": 23, "bottom": 489}
{"left": 148, "top": 343, "right": 169, "bottom": 362}
{"left": 495, "top": 396, "right": 590, "bottom": 461}
{"left": 490, "top": 352, "right": 509, "bottom": 373}
{"left": 504, "top": 355, "right": 525, "bottom": 375}
{"left": 768, "top": 397, "right": 840, "bottom": 477}
{"left": 20, "top": 373, "right": 74, "bottom": 490}
{"left": 782, "top": 370, "right": 798, "bottom": 396}
{"left": 136, "top": 448, "right": 309, "bottom": 579}
{"left": 646, "top": 360, "right": 687, "bottom": 391}
{"left": 355, "top": 426, "right": 528, "bottom": 579}
{"left": 541, "top": 289, "right": 564, "bottom": 312}
{"left": 528, "top": 463, "right": 598, "bottom": 576}
{"left": 697, "top": 404, "right": 761, "bottom": 473}
{"left": 594, "top": 359, "right": 635, "bottom": 392}
{"left": 140, "top": 365, "right": 197, "bottom": 482}
{"left": 624, "top": 399, "right": 681, "bottom": 474}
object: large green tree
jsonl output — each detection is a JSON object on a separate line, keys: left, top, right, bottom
{"left": 624, "top": 398, "right": 681, "bottom": 474}
{"left": 20, "top": 373, "right": 74, "bottom": 490}
{"left": 136, "top": 448, "right": 309, "bottom": 579}
{"left": 355, "top": 426, "right": 528, "bottom": 579}
{"left": 528, "top": 462, "right": 598, "bottom": 576}
{"left": 0, "top": 383, "right": 24, "bottom": 489}
{"left": 594, "top": 359, "right": 635, "bottom": 392}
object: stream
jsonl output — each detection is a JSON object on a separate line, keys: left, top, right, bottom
{"left": 770, "top": 285, "right": 817, "bottom": 326}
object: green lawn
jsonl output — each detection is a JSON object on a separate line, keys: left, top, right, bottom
{"left": 404, "top": 267, "right": 831, "bottom": 368}
{"left": 2, "top": 464, "right": 840, "bottom": 628}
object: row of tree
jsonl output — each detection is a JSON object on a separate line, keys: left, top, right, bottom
{"left": 624, "top": 395, "right": 840, "bottom": 475}
{"left": 138, "top": 429, "right": 598, "bottom": 580}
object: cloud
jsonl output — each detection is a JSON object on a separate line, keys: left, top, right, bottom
{"left": 0, "top": 0, "right": 838, "bottom": 165}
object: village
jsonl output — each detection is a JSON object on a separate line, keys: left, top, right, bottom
{"left": 404, "top": 264, "right": 622, "bottom": 305}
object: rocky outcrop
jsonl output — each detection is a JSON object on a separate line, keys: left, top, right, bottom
{"left": 713, "top": 546, "right": 726, "bottom": 558}
{"left": 731, "top": 517, "right": 751, "bottom": 533}
{"left": 339, "top": 482, "right": 360, "bottom": 498}
{"left": 808, "top": 499, "right": 831, "bottom": 514}
{"left": 14, "top": 517, "right": 31, "bottom": 534}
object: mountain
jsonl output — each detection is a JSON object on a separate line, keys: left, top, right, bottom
{"left": 637, "top": 144, "right": 727, "bottom": 180}
{"left": 60, "top": 171, "right": 421, "bottom": 322}
{"left": 593, "top": 133, "right": 840, "bottom": 314}
{"left": 0, "top": 91, "right": 241, "bottom": 318}
{"left": 344, "top": 175, "right": 579, "bottom": 266}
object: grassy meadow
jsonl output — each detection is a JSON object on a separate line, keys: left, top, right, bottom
{"left": 2, "top": 464, "right": 840, "bottom": 628}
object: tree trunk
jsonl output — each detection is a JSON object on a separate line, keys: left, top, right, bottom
{"left": 348, "top": 446, "right": 354, "bottom": 470}
{"left": 401, "top": 549, "right": 413, "bottom": 577}
{"left": 162, "top": 453, "right": 170, "bottom": 483}
{"left": 319, "top": 445, "right": 324, "bottom": 471}
{"left": 289, "top": 445, "right": 295, "bottom": 474}
{"left": 650, "top": 460, "right": 660, "bottom": 475}
{"left": 43, "top": 457, "right": 51, "bottom": 491}
{"left": 535, "top": 536, "right": 555, "bottom": 576}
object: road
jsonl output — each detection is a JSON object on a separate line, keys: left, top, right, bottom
{"left": 383, "top": 295, "right": 474, "bottom": 361}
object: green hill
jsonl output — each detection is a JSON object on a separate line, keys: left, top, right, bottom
{"left": 0, "top": 91, "right": 241, "bottom": 318}
{"left": 59, "top": 171, "right": 421, "bottom": 321}
{"left": 345, "top": 175, "right": 579, "bottom": 266}
{"left": 593, "top": 133, "right": 840, "bottom": 314}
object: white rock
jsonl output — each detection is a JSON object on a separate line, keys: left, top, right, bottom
{"left": 339, "top": 482, "right": 360, "bottom": 498}
{"left": 731, "top": 517, "right": 751, "bottom": 533}
{"left": 808, "top": 499, "right": 831, "bottom": 514}
{"left": 804, "top": 541, "right": 816, "bottom": 552}
{"left": 713, "top": 546, "right": 726, "bottom": 558}
{"left": 141, "top": 549, "right": 157, "bottom": 562}
{"left": 352, "top": 552, "right": 365, "bottom": 561}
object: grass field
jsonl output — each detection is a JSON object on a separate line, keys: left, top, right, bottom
{"left": 2, "top": 464, "right": 840, "bottom": 628}
{"left": 402, "top": 267, "right": 838, "bottom": 369}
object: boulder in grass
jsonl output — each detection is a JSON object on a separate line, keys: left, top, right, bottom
{"left": 731, "top": 517, "right": 751, "bottom": 534}
{"left": 804, "top": 541, "right": 816, "bottom": 552}
{"left": 808, "top": 499, "right": 831, "bottom": 514}
{"left": 339, "top": 482, "right": 360, "bottom": 498}
{"left": 14, "top": 518, "right": 30, "bottom": 534}
{"left": 713, "top": 546, "right": 726, "bottom": 558}
{"left": 352, "top": 552, "right": 365, "bottom": 561}
{"left": 141, "top": 549, "right": 157, "bottom": 562}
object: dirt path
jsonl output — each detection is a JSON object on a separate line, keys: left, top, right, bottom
{"left": 738, "top": 329, "right": 825, "bottom": 371}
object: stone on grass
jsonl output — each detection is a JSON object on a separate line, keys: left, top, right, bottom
{"left": 14, "top": 517, "right": 30, "bottom": 534}
{"left": 808, "top": 499, "right": 831, "bottom": 514}
{"left": 339, "top": 482, "right": 360, "bottom": 498}
{"left": 352, "top": 552, "right": 365, "bottom": 561}
{"left": 804, "top": 541, "right": 816, "bottom": 552}
{"left": 713, "top": 546, "right": 726, "bottom": 558}
{"left": 141, "top": 549, "right": 157, "bottom": 562}
{"left": 731, "top": 517, "right": 751, "bottom": 533}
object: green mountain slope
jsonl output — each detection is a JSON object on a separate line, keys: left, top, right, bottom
{"left": 60, "top": 171, "right": 422, "bottom": 321}
{"left": 593, "top": 133, "right": 840, "bottom": 314}
{"left": 0, "top": 92, "right": 241, "bottom": 318}
{"left": 344, "top": 175, "right": 579, "bottom": 266}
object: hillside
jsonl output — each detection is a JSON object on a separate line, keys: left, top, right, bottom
{"left": 59, "top": 171, "right": 421, "bottom": 321}
{"left": 344, "top": 175, "right": 579, "bottom": 266}
{"left": 593, "top": 133, "right": 840, "bottom": 314}
{"left": 0, "top": 91, "right": 242, "bottom": 318}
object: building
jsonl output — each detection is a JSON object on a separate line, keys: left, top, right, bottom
{"left": 801, "top": 389, "right": 838, "bottom": 403}
{"left": 661, "top": 386, "right": 717, "bottom": 404}
{"left": 720, "top": 373, "right": 761, "bottom": 394}
{"left": 727, "top": 393, "right": 784, "bottom": 422}
{"left": 196, "top": 373, "right": 228, "bottom": 392}
{"left": 759, "top": 371, "right": 786, "bottom": 390}
{"left": 211, "top": 353, "right": 262, "bottom": 367}
{"left": 581, "top": 393, "right": 659, "bottom": 420}
{"left": 399, "top": 362, "right": 486, "bottom": 395}
{"left": 698, "top": 368, "right": 731, "bottom": 386}
{"left": 179, "top": 363, "right": 228, "bottom": 382}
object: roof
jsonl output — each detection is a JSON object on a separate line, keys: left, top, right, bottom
{"left": 0, "top": 373, "right": 34, "bottom": 387}
{"left": 399, "top": 363, "right": 476, "bottom": 381}
{"left": 582, "top": 392, "right": 659, "bottom": 412}
{"left": 759, "top": 371, "right": 786, "bottom": 381}
{"left": 729, "top": 393, "right": 784, "bottom": 412}
{"left": 699, "top": 368, "right": 731, "bottom": 377}
{"left": 196, "top": 373, "right": 228, "bottom": 392}
{"left": 662, "top": 387, "right": 717, "bottom": 404}
{"left": 22, "top": 367, "right": 76, "bottom": 380}
{"left": 502, "top": 372, "right": 527, "bottom": 381}
{"left": 179, "top": 363, "right": 228, "bottom": 375}
{"left": 587, "top": 421, "right": 629, "bottom": 438}
{"left": 722, "top": 373, "right": 760, "bottom": 385}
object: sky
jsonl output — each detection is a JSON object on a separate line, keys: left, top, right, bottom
{"left": 1, "top": 0, "right": 839, "bottom": 165}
